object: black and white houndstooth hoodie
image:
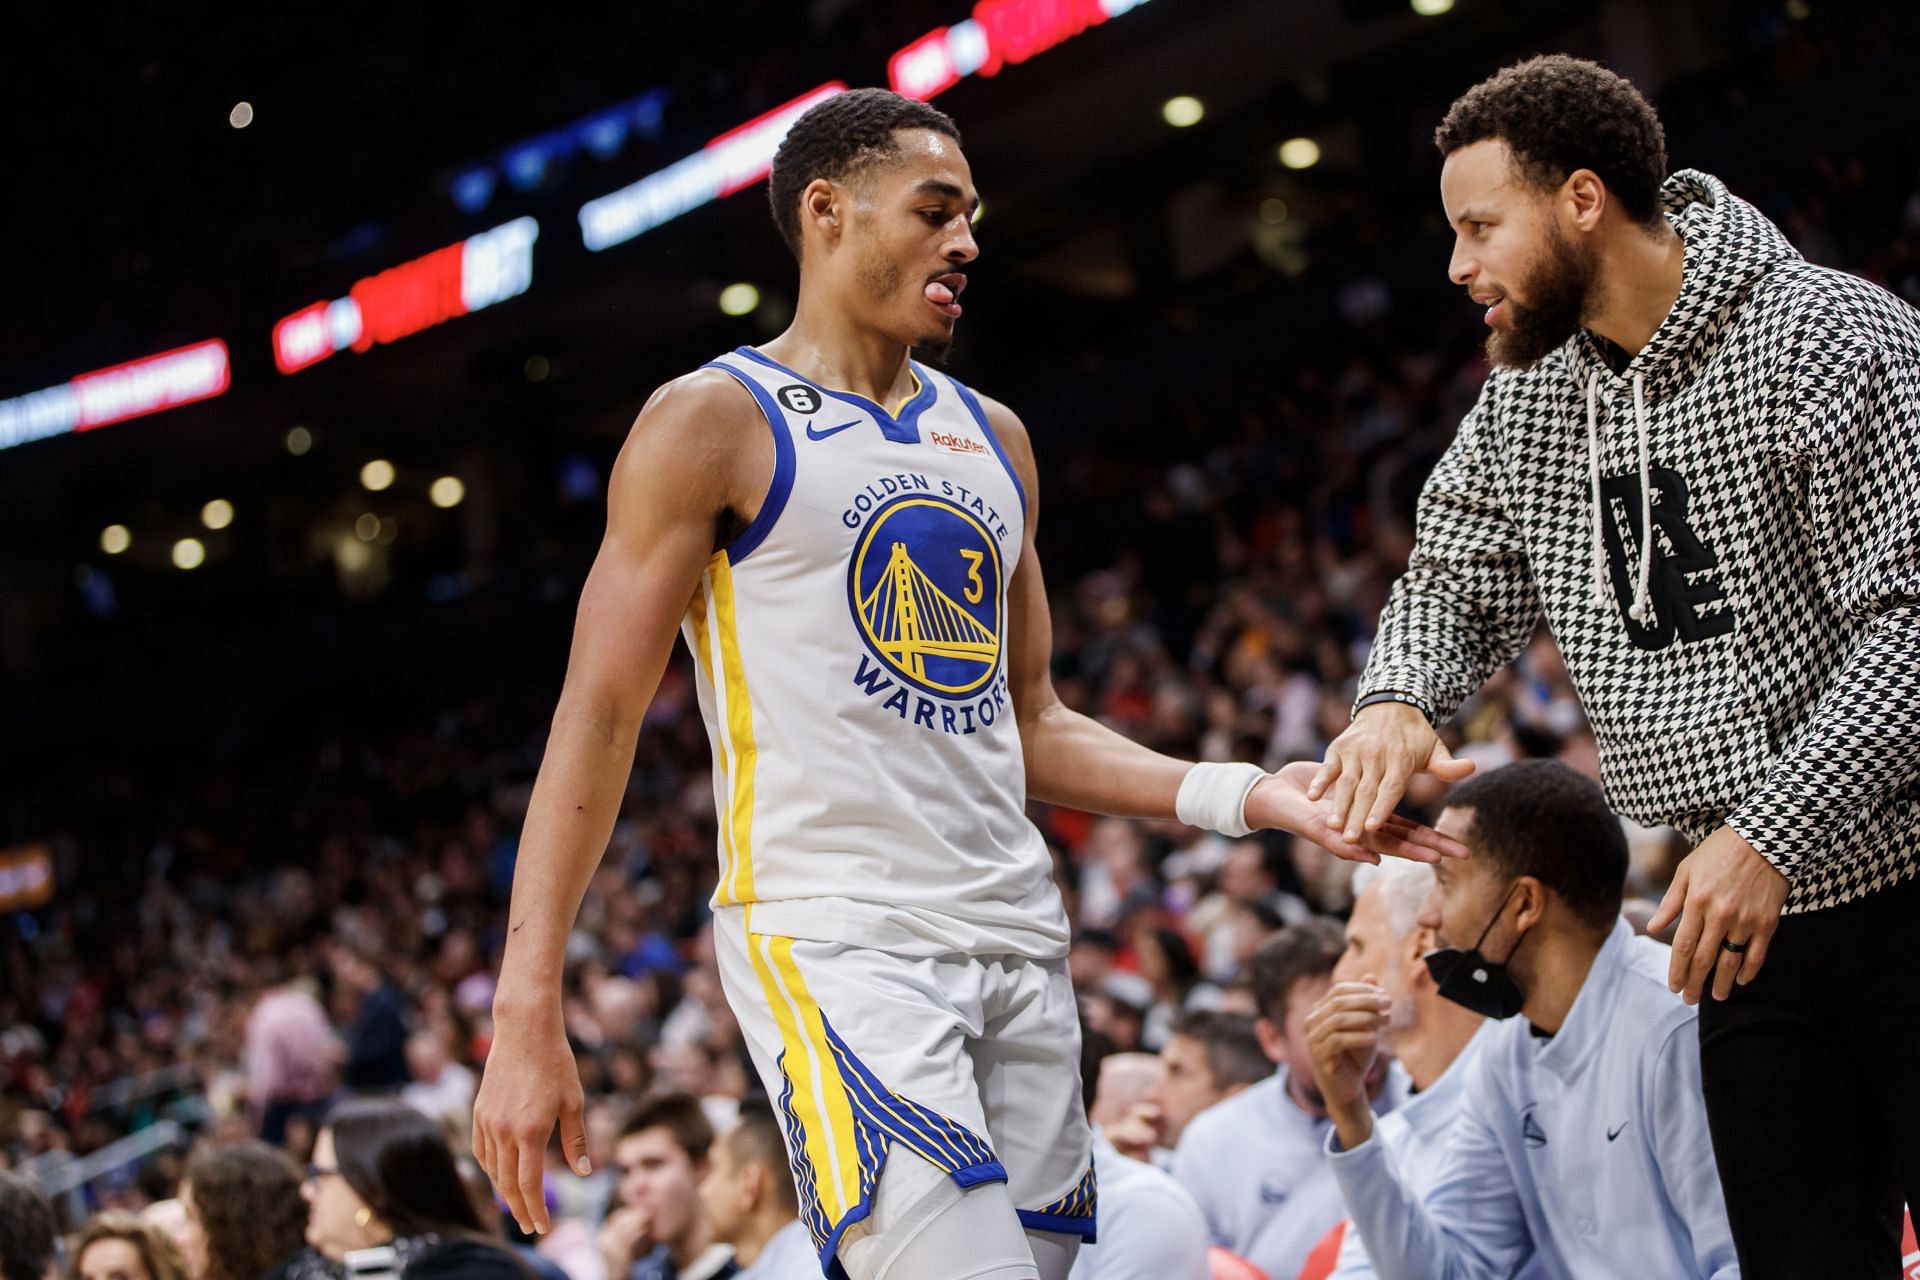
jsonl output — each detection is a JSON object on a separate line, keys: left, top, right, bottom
{"left": 1359, "top": 169, "right": 1920, "bottom": 913}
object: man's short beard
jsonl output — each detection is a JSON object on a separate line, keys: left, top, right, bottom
{"left": 854, "top": 238, "right": 955, "bottom": 360}
{"left": 1487, "top": 222, "right": 1598, "bottom": 370}
{"left": 856, "top": 241, "right": 903, "bottom": 304}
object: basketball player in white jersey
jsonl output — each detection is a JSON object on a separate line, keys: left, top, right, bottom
{"left": 472, "top": 88, "right": 1464, "bottom": 1280}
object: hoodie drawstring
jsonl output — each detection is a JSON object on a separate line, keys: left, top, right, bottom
{"left": 1586, "top": 372, "right": 1656, "bottom": 624}
{"left": 1586, "top": 379, "right": 1608, "bottom": 606}
{"left": 1628, "top": 374, "right": 1653, "bottom": 623}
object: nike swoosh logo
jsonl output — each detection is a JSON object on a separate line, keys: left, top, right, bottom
{"left": 1607, "top": 1123, "right": 1628, "bottom": 1142}
{"left": 805, "top": 419, "right": 860, "bottom": 441}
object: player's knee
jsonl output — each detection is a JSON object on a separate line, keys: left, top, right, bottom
{"left": 836, "top": 1148, "right": 1038, "bottom": 1280}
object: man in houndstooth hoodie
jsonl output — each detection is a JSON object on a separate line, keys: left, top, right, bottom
{"left": 1309, "top": 55, "right": 1919, "bottom": 1276}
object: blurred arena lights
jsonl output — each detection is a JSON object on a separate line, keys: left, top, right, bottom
{"left": 524, "top": 354, "right": 551, "bottom": 382}
{"left": 1162, "top": 95, "right": 1204, "bottom": 127}
{"left": 354, "top": 513, "right": 382, "bottom": 541}
{"left": 171, "top": 538, "right": 206, "bottom": 570}
{"left": 429, "top": 476, "right": 466, "bottom": 508}
{"left": 1259, "top": 197, "right": 1290, "bottom": 224}
{"left": 360, "top": 459, "right": 396, "bottom": 491}
{"left": 719, "top": 283, "right": 761, "bottom": 316}
{"left": 0, "top": 846, "right": 54, "bottom": 913}
{"left": 286, "top": 426, "right": 313, "bottom": 455}
{"left": 449, "top": 87, "right": 668, "bottom": 215}
{"left": 272, "top": 217, "right": 540, "bottom": 374}
{"left": 1279, "top": 136, "right": 1322, "bottom": 169}
{"left": 229, "top": 101, "right": 254, "bottom": 128}
{"left": 336, "top": 534, "right": 374, "bottom": 572}
{"left": 579, "top": 84, "right": 845, "bottom": 252}
{"left": 100, "top": 525, "right": 132, "bottom": 556}
{"left": 0, "top": 339, "right": 231, "bottom": 452}
{"left": 888, "top": 0, "right": 1157, "bottom": 101}
{"left": 1410, "top": 0, "right": 1454, "bottom": 13}
{"left": 200, "top": 499, "right": 234, "bottom": 530}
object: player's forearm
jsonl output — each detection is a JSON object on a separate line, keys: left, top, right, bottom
{"left": 1020, "top": 700, "right": 1190, "bottom": 818}
{"left": 494, "top": 700, "right": 641, "bottom": 1015}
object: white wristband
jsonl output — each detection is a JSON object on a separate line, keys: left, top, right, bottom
{"left": 1175, "top": 762, "right": 1270, "bottom": 838}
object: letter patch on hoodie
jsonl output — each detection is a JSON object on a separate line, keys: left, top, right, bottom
{"left": 1600, "top": 466, "right": 1735, "bottom": 651}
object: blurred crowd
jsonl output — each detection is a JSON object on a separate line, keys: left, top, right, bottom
{"left": 6, "top": 7, "right": 1920, "bottom": 1279}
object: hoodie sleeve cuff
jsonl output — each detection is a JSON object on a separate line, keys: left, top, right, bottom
{"left": 1723, "top": 804, "right": 1806, "bottom": 886}
{"left": 1351, "top": 663, "right": 1445, "bottom": 724}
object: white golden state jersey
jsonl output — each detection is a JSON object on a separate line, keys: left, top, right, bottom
{"left": 680, "top": 346, "right": 1070, "bottom": 960}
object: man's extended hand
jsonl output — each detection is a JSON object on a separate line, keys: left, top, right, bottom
{"left": 1648, "top": 826, "right": 1790, "bottom": 1004}
{"left": 1249, "top": 761, "right": 1470, "bottom": 865}
{"left": 1304, "top": 978, "right": 1391, "bottom": 1151}
{"left": 1309, "top": 702, "right": 1477, "bottom": 843}
{"left": 472, "top": 1000, "right": 591, "bottom": 1235}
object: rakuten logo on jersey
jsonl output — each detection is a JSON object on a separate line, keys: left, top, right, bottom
{"left": 929, "top": 430, "right": 986, "bottom": 455}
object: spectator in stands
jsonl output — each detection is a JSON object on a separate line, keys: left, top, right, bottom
{"left": 1147, "top": 1011, "right": 1271, "bottom": 1152}
{"left": 304, "top": 1099, "right": 528, "bottom": 1278}
{"left": 1187, "top": 841, "right": 1311, "bottom": 983}
{"left": 245, "top": 983, "right": 339, "bottom": 1146}
{"left": 1298, "top": 860, "right": 1490, "bottom": 1280}
{"left": 69, "top": 1213, "right": 188, "bottom": 1280}
{"left": 401, "top": 1031, "right": 477, "bottom": 1132}
{"left": 599, "top": 1094, "right": 736, "bottom": 1280}
{"left": 136, "top": 1201, "right": 190, "bottom": 1262}
{"left": 1173, "top": 919, "right": 1406, "bottom": 1280}
{"left": 331, "top": 944, "right": 411, "bottom": 1094}
{"left": 1069, "top": 1028, "right": 1209, "bottom": 1280}
{"left": 1134, "top": 927, "right": 1213, "bottom": 1051}
{"left": 179, "top": 1143, "right": 310, "bottom": 1280}
{"left": 697, "top": 1104, "right": 810, "bottom": 1278}
{"left": 1086, "top": 1052, "right": 1163, "bottom": 1162}
{"left": 1314, "top": 761, "right": 1736, "bottom": 1277}
{"left": 453, "top": 1156, "right": 577, "bottom": 1280}
{"left": 0, "top": 1168, "right": 59, "bottom": 1280}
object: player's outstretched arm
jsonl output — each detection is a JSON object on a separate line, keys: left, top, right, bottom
{"left": 473, "top": 370, "right": 757, "bottom": 1235}
{"left": 985, "top": 395, "right": 1464, "bottom": 865}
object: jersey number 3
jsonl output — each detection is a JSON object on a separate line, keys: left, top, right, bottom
{"left": 960, "top": 549, "right": 986, "bottom": 605}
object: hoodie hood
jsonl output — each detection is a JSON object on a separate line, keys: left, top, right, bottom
{"left": 1568, "top": 169, "right": 1800, "bottom": 397}
{"left": 1568, "top": 170, "right": 1800, "bottom": 624}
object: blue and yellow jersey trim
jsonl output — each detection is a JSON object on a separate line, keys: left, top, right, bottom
{"left": 741, "top": 916, "right": 1007, "bottom": 1277}
{"left": 1017, "top": 1163, "right": 1099, "bottom": 1241}
{"left": 687, "top": 550, "right": 762, "bottom": 909}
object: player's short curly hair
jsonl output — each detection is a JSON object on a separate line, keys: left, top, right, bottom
{"left": 769, "top": 87, "right": 961, "bottom": 260}
{"left": 1435, "top": 54, "right": 1668, "bottom": 227}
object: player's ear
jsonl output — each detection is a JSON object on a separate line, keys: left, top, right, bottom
{"left": 803, "top": 179, "right": 842, "bottom": 246}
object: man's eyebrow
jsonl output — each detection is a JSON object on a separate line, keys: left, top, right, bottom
{"left": 1453, "top": 207, "right": 1496, "bottom": 225}
{"left": 914, "top": 178, "right": 980, "bottom": 212}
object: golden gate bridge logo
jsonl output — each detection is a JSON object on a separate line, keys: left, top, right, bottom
{"left": 849, "top": 496, "right": 1002, "bottom": 697}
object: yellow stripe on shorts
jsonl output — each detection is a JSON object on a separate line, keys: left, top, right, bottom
{"left": 745, "top": 918, "right": 863, "bottom": 1223}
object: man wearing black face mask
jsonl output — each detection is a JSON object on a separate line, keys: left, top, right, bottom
{"left": 1307, "top": 761, "right": 1737, "bottom": 1279}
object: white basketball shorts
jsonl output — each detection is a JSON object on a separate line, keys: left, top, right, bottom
{"left": 713, "top": 904, "right": 1097, "bottom": 1277}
